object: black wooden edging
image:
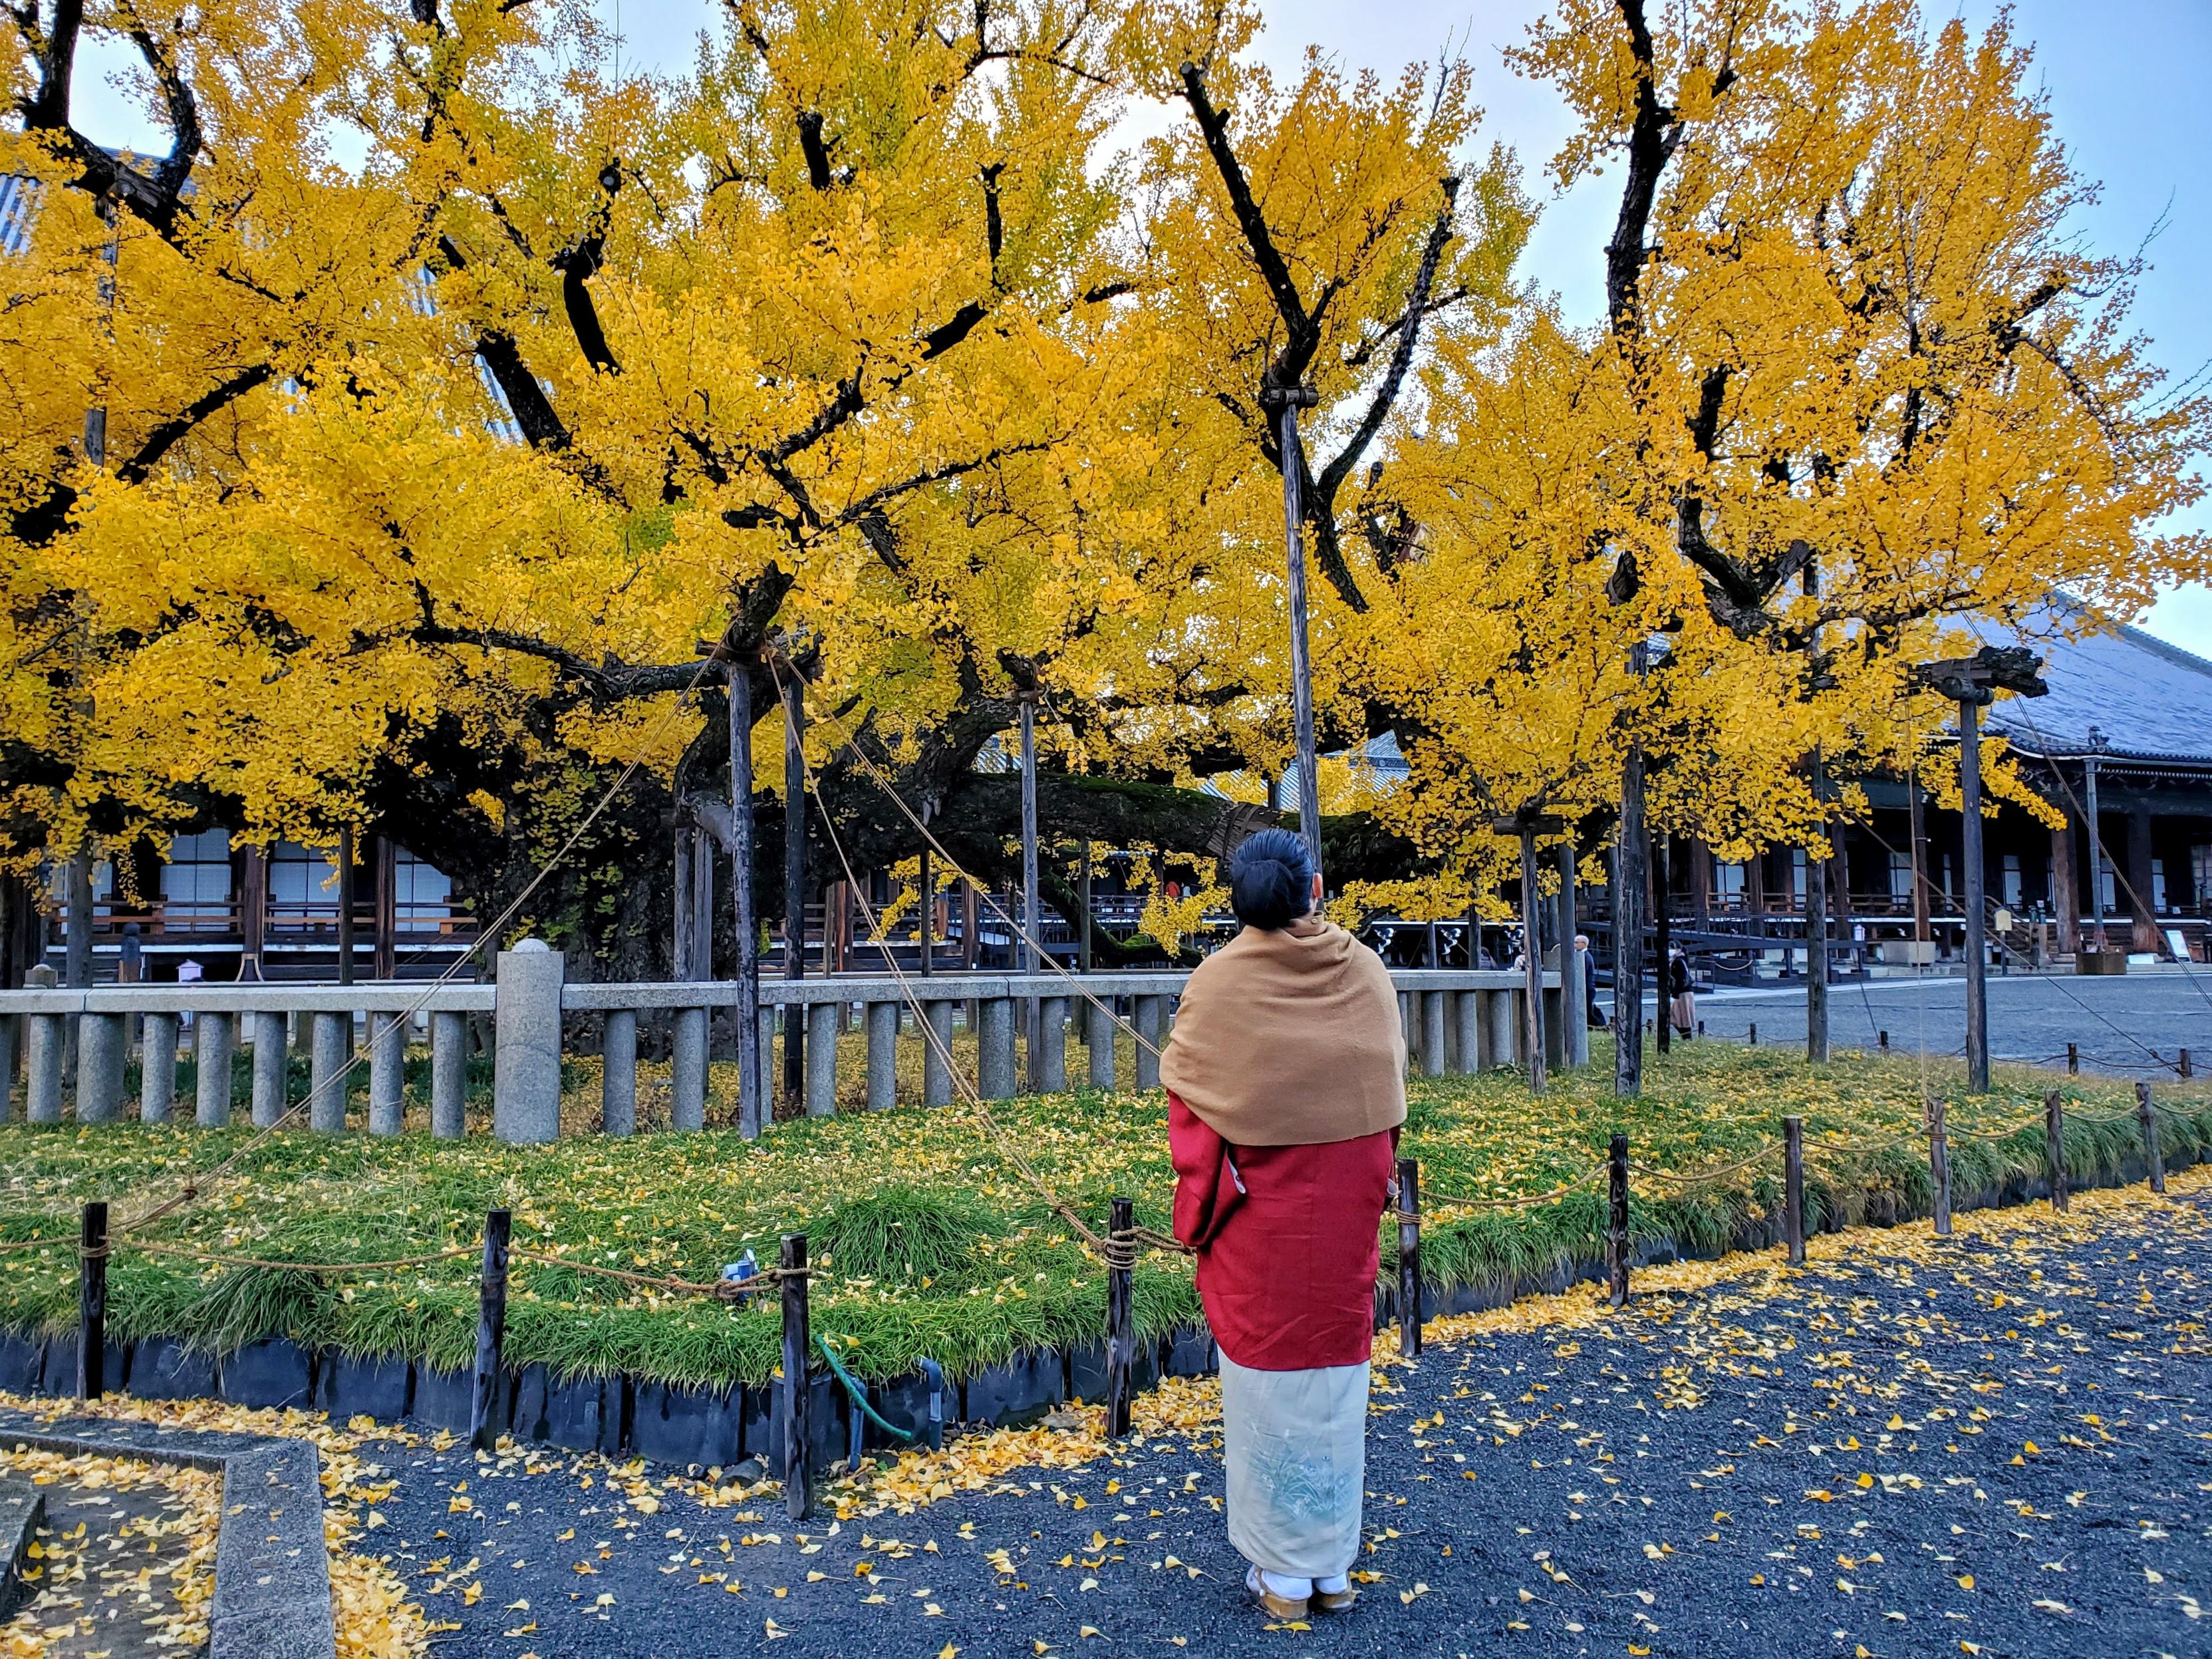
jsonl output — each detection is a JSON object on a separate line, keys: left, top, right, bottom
{"left": 3, "top": 1142, "right": 2199, "bottom": 1474}
{"left": 0, "top": 1413, "right": 337, "bottom": 1659}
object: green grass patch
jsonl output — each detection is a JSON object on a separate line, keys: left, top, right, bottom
{"left": 2, "top": 1039, "right": 2203, "bottom": 1390}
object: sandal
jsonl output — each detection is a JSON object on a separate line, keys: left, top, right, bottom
{"left": 1312, "top": 1583, "right": 1359, "bottom": 1613}
{"left": 1245, "top": 1565, "right": 1310, "bottom": 1620}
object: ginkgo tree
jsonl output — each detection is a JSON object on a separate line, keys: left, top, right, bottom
{"left": 1501, "top": 0, "right": 2210, "bottom": 1080}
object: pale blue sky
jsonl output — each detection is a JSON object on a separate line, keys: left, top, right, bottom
{"left": 69, "top": 0, "right": 2212, "bottom": 654}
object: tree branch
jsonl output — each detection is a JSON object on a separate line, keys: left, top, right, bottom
{"left": 115, "top": 361, "right": 275, "bottom": 484}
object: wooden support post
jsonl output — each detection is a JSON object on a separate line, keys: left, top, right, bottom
{"left": 1928, "top": 1096, "right": 1952, "bottom": 1237}
{"left": 2135, "top": 1080, "right": 2165, "bottom": 1194}
{"left": 917, "top": 845, "right": 933, "bottom": 978}
{"left": 470, "top": 1208, "right": 512, "bottom": 1453}
{"left": 78, "top": 1201, "right": 108, "bottom": 1401}
{"left": 781, "top": 1233, "right": 811, "bottom": 1519}
{"left": 1878, "top": 1030, "right": 1888, "bottom": 1054}
{"left": 2066, "top": 1042, "right": 2078, "bottom": 1075}
{"left": 782, "top": 673, "right": 807, "bottom": 1112}
{"left": 1783, "top": 1116, "right": 1805, "bottom": 1266}
{"left": 1105, "top": 1197, "right": 1134, "bottom": 1439}
{"left": 1607, "top": 1133, "right": 1629, "bottom": 1306}
{"left": 727, "top": 661, "right": 765, "bottom": 1138}
{"left": 1959, "top": 699, "right": 1989, "bottom": 1093}
{"left": 2044, "top": 1090, "right": 2068, "bottom": 1213}
{"left": 1652, "top": 830, "right": 1671, "bottom": 1056}
{"left": 1078, "top": 841, "right": 1093, "bottom": 975}
{"left": 1397, "top": 1158, "right": 1421, "bottom": 1358}
{"left": 373, "top": 834, "right": 397, "bottom": 982}
{"left": 1748, "top": 1022, "right": 1757, "bottom": 1047}
{"left": 337, "top": 825, "right": 356, "bottom": 987}
{"left": 2181, "top": 1048, "right": 2193, "bottom": 1081}
{"left": 1519, "top": 830, "right": 1546, "bottom": 1094}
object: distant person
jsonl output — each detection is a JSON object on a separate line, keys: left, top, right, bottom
{"left": 1667, "top": 945, "right": 1695, "bottom": 1040}
{"left": 1576, "top": 933, "right": 1605, "bottom": 1029}
{"left": 1162, "top": 828, "right": 1404, "bottom": 1623}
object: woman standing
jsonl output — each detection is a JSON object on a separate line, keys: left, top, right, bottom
{"left": 1162, "top": 829, "right": 1405, "bottom": 1621}
{"left": 1667, "top": 945, "right": 1696, "bottom": 1040}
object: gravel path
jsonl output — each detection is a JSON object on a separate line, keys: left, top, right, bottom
{"left": 372, "top": 1176, "right": 2212, "bottom": 1658}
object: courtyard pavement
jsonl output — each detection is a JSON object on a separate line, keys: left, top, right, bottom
{"left": 1608, "top": 967, "right": 2212, "bottom": 1078}
{"left": 370, "top": 1173, "right": 2212, "bottom": 1658}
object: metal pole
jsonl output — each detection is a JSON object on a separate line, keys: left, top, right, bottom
{"left": 1960, "top": 700, "right": 1988, "bottom": 1094}
{"left": 1272, "top": 392, "right": 1325, "bottom": 880}
{"left": 783, "top": 671, "right": 807, "bottom": 1110}
{"left": 730, "top": 662, "right": 763, "bottom": 1138}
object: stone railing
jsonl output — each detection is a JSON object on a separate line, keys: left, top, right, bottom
{"left": 0, "top": 945, "right": 1564, "bottom": 1139}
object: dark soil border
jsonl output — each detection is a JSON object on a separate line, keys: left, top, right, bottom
{"left": 0, "top": 1145, "right": 2193, "bottom": 1483}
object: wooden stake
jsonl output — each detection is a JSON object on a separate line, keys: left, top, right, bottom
{"left": 782, "top": 1233, "right": 811, "bottom": 1518}
{"left": 2135, "top": 1081, "right": 2165, "bottom": 1194}
{"left": 470, "top": 1208, "right": 512, "bottom": 1453}
{"left": 1397, "top": 1159, "right": 1422, "bottom": 1359}
{"left": 1783, "top": 1117, "right": 1805, "bottom": 1266}
{"left": 78, "top": 1201, "right": 107, "bottom": 1401}
{"left": 1878, "top": 1030, "right": 1888, "bottom": 1053}
{"left": 1607, "top": 1133, "right": 1629, "bottom": 1307}
{"left": 1748, "top": 1022, "right": 1757, "bottom": 1047}
{"left": 2181, "top": 1048, "right": 2193, "bottom": 1081}
{"left": 1928, "top": 1096, "right": 1952, "bottom": 1237}
{"left": 2066, "top": 1042, "right": 2078, "bottom": 1075}
{"left": 2044, "top": 1090, "right": 2068, "bottom": 1213}
{"left": 1105, "top": 1197, "right": 1133, "bottom": 1439}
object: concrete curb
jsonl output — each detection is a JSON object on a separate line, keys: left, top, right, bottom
{"left": 0, "top": 1475, "right": 42, "bottom": 1620}
{"left": 0, "top": 1413, "right": 337, "bottom": 1659}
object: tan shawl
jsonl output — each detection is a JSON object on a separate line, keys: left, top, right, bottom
{"left": 1159, "top": 913, "right": 1407, "bottom": 1147}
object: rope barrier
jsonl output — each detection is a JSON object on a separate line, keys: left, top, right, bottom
{"left": 765, "top": 655, "right": 1141, "bottom": 1271}
{"left": 769, "top": 658, "right": 1171, "bottom": 1066}
{"left": 1423, "top": 1159, "right": 1607, "bottom": 1211}
{"left": 1632, "top": 1141, "right": 1782, "bottom": 1187}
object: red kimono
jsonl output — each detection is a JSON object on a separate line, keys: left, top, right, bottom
{"left": 1168, "top": 1090, "right": 1397, "bottom": 1371}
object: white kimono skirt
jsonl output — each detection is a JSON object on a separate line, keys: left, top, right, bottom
{"left": 1218, "top": 1352, "right": 1369, "bottom": 1578}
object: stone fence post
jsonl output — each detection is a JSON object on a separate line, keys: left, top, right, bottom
{"left": 495, "top": 940, "right": 565, "bottom": 1144}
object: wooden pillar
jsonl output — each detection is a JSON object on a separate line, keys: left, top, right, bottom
{"left": 673, "top": 825, "right": 696, "bottom": 981}
{"left": 1518, "top": 831, "right": 1546, "bottom": 1094}
{"left": 728, "top": 659, "right": 765, "bottom": 1139}
{"left": 1908, "top": 768, "right": 1931, "bottom": 944}
{"left": 337, "top": 826, "right": 356, "bottom": 987}
{"left": 783, "top": 673, "right": 807, "bottom": 1109}
{"left": 2048, "top": 801, "right": 2078, "bottom": 957}
{"left": 239, "top": 845, "right": 267, "bottom": 981}
{"left": 2126, "top": 809, "right": 2157, "bottom": 953}
{"left": 1687, "top": 836, "right": 1712, "bottom": 921}
{"left": 373, "top": 835, "right": 397, "bottom": 980}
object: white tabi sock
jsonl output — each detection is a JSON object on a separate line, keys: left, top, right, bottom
{"left": 1258, "top": 1568, "right": 1313, "bottom": 1600}
{"left": 1314, "top": 1572, "right": 1350, "bottom": 1596}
